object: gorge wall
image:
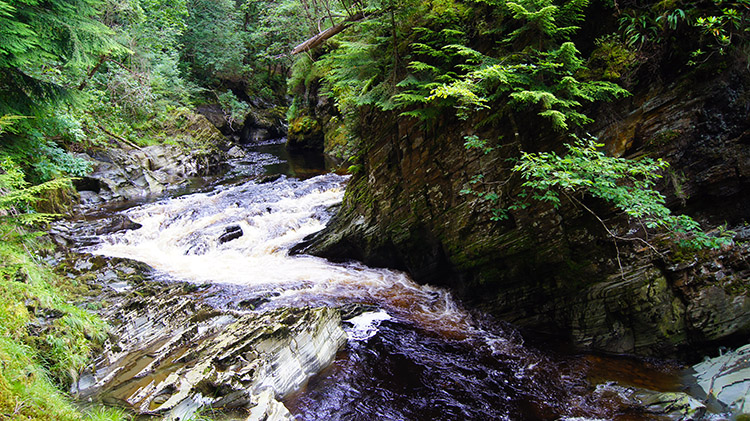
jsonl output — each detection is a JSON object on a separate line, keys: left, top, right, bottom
{"left": 295, "top": 65, "right": 750, "bottom": 357}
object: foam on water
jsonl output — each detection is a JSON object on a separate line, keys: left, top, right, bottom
{"left": 344, "top": 310, "right": 392, "bottom": 341}
{"left": 92, "top": 173, "right": 474, "bottom": 337}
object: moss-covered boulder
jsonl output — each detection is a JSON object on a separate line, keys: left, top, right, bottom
{"left": 75, "top": 109, "right": 230, "bottom": 204}
{"left": 287, "top": 115, "right": 323, "bottom": 151}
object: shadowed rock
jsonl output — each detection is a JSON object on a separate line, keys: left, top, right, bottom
{"left": 219, "top": 225, "right": 243, "bottom": 244}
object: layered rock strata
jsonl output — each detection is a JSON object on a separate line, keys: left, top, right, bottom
{"left": 295, "top": 67, "right": 750, "bottom": 357}
{"left": 66, "top": 256, "right": 346, "bottom": 420}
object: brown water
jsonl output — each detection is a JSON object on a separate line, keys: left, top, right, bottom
{"left": 84, "top": 141, "right": 685, "bottom": 420}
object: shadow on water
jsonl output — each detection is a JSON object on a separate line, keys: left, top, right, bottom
{"left": 256, "top": 141, "right": 336, "bottom": 180}
{"left": 76, "top": 139, "right": 695, "bottom": 420}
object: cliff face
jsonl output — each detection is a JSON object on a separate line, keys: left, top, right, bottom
{"left": 295, "top": 67, "right": 750, "bottom": 357}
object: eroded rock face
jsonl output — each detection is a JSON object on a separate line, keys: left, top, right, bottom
{"left": 68, "top": 256, "right": 346, "bottom": 420}
{"left": 75, "top": 113, "right": 229, "bottom": 204}
{"left": 296, "top": 67, "right": 750, "bottom": 357}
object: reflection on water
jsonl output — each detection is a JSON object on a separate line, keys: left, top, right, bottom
{"left": 221, "top": 140, "right": 335, "bottom": 185}
{"left": 85, "top": 143, "right": 684, "bottom": 420}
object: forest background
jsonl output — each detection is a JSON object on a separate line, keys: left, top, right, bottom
{"left": 1, "top": 0, "right": 748, "bottom": 419}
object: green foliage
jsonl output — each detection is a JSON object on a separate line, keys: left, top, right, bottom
{"left": 317, "top": 40, "right": 398, "bottom": 115}
{"left": 691, "top": 0, "right": 750, "bottom": 63}
{"left": 302, "top": 0, "right": 627, "bottom": 131}
{"left": 466, "top": 138, "right": 733, "bottom": 250}
{"left": 503, "top": 0, "right": 589, "bottom": 47}
{"left": 615, "top": 1, "right": 749, "bottom": 66}
{"left": 241, "top": 0, "right": 310, "bottom": 73}
{"left": 619, "top": 10, "right": 660, "bottom": 49}
{"left": 1, "top": 112, "right": 93, "bottom": 184}
{"left": 182, "top": 0, "right": 245, "bottom": 84}
{"left": 216, "top": 91, "right": 251, "bottom": 129}
{"left": 583, "top": 35, "right": 637, "bottom": 81}
{"left": 463, "top": 134, "right": 495, "bottom": 154}
{"left": 0, "top": 157, "right": 76, "bottom": 225}
{"left": 0, "top": 147, "right": 121, "bottom": 419}
{"left": 429, "top": 42, "right": 629, "bottom": 129}
{"left": 84, "top": 406, "right": 131, "bottom": 421}
{"left": 0, "top": 0, "right": 126, "bottom": 115}
{"left": 0, "top": 233, "right": 123, "bottom": 419}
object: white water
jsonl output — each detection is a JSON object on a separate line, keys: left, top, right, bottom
{"left": 344, "top": 310, "right": 392, "bottom": 341}
{"left": 92, "top": 174, "right": 473, "bottom": 338}
{"left": 86, "top": 171, "right": 671, "bottom": 419}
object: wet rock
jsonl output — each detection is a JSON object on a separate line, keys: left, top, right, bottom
{"left": 642, "top": 392, "right": 707, "bottom": 420}
{"left": 240, "top": 106, "right": 286, "bottom": 144}
{"left": 78, "top": 190, "right": 103, "bottom": 205}
{"left": 285, "top": 78, "right": 356, "bottom": 162}
{"left": 198, "top": 102, "right": 285, "bottom": 144}
{"left": 691, "top": 344, "right": 750, "bottom": 417}
{"left": 238, "top": 292, "right": 280, "bottom": 310}
{"left": 219, "top": 225, "right": 243, "bottom": 244}
{"left": 185, "top": 242, "right": 209, "bottom": 255}
{"left": 196, "top": 104, "right": 232, "bottom": 135}
{"left": 337, "top": 302, "right": 380, "bottom": 319}
{"left": 589, "top": 383, "right": 709, "bottom": 421}
{"left": 246, "top": 388, "right": 292, "bottom": 421}
{"left": 94, "top": 215, "right": 142, "bottom": 235}
{"left": 74, "top": 276, "right": 346, "bottom": 420}
{"left": 227, "top": 145, "right": 247, "bottom": 159}
{"left": 259, "top": 173, "right": 283, "bottom": 184}
{"left": 687, "top": 287, "right": 750, "bottom": 342}
{"left": 50, "top": 216, "right": 142, "bottom": 248}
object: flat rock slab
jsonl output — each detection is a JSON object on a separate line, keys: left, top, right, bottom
{"left": 692, "top": 344, "right": 750, "bottom": 416}
{"left": 71, "top": 262, "right": 347, "bottom": 421}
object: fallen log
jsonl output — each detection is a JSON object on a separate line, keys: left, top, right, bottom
{"left": 291, "top": 12, "right": 365, "bottom": 55}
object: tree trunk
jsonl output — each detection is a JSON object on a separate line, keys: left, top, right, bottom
{"left": 291, "top": 12, "right": 365, "bottom": 55}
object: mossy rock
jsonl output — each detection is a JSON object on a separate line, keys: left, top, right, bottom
{"left": 323, "top": 116, "right": 357, "bottom": 162}
{"left": 287, "top": 115, "right": 323, "bottom": 151}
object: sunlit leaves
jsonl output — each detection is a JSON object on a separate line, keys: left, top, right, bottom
{"left": 511, "top": 138, "right": 732, "bottom": 249}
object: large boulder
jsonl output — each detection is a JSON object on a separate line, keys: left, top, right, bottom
{"left": 690, "top": 344, "right": 750, "bottom": 418}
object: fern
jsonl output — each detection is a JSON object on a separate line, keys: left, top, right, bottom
{"left": 0, "top": 158, "right": 71, "bottom": 226}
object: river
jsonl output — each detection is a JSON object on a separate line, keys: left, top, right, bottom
{"left": 78, "top": 140, "right": 687, "bottom": 420}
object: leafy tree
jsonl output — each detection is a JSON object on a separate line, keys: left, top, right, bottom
{"left": 463, "top": 137, "right": 733, "bottom": 256}
{"left": 512, "top": 139, "right": 731, "bottom": 249}
{"left": 181, "top": 0, "right": 245, "bottom": 84}
{"left": 0, "top": 0, "right": 124, "bottom": 115}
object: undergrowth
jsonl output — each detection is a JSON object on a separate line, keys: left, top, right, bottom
{"left": 0, "top": 126, "right": 126, "bottom": 419}
{"left": 0, "top": 223, "right": 128, "bottom": 420}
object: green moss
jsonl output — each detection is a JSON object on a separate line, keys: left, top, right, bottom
{"left": 581, "top": 35, "right": 637, "bottom": 81}
{"left": 649, "top": 129, "right": 681, "bottom": 146}
{"left": 289, "top": 115, "right": 320, "bottom": 135}
{"left": 88, "top": 106, "right": 224, "bottom": 152}
{"left": 324, "top": 116, "right": 355, "bottom": 161}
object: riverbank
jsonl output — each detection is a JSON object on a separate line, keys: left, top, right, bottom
{"left": 0, "top": 222, "right": 126, "bottom": 421}
{"left": 51, "top": 146, "right": 742, "bottom": 419}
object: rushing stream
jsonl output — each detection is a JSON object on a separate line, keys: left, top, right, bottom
{"left": 81, "top": 141, "right": 685, "bottom": 420}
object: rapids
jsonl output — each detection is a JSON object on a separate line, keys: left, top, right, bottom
{"left": 84, "top": 141, "right": 684, "bottom": 420}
